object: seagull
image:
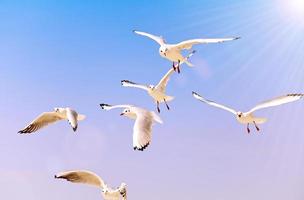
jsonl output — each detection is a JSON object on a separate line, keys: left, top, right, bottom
{"left": 100, "top": 104, "right": 163, "bottom": 151}
{"left": 121, "top": 51, "right": 195, "bottom": 113}
{"left": 18, "top": 107, "right": 86, "bottom": 134}
{"left": 192, "top": 92, "right": 304, "bottom": 133}
{"left": 133, "top": 30, "right": 240, "bottom": 73}
{"left": 55, "top": 170, "right": 127, "bottom": 200}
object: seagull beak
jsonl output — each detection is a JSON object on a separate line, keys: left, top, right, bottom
{"left": 120, "top": 113, "right": 124, "bottom": 116}
{"left": 164, "top": 52, "right": 166, "bottom": 56}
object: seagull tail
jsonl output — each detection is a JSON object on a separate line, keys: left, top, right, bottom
{"left": 77, "top": 114, "right": 86, "bottom": 121}
{"left": 164, "top": 95, "right": 174, "bottom": 102}
{"left": 255, "top": 117, "right": 267, "bottom": 124}
{"left": 151, "top": 112, "right": 163, "bottom": 124}
{"left": 185, "top": 60, "right": 194, "bottom": 67}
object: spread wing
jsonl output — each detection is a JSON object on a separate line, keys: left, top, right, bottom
{"left": 155, "top": 51, "right": 195, "bottom": 92}
{"left": 55, "top": 170, "right": 105, "bottom": 189}
{"left": 133, "top": 30, "right": 165, "bottom": 45}
{"left": 174, "top": 37, "right": 240, "bottom": 50}
{"left": 155, "top": 68, "right": 175, "bottom": 93}
{"left": 192, "top": 92, "right": 237, "bottom": 115}
{"left": 100, "top": 104, "right": 131, "bottom": 111}
{"left": 18, "top": 112, "right": 64, "bottom": 134}
{"left": 247, "top": 94, "right": 304, "bottom": 114}
{"left": 66, "top": 109, "right": 78, "bottom": 132}
{"left": 121, "top": 80, "right": 149, "bottom": 91}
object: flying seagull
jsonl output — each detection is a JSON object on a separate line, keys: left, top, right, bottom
{"left": 192, "top": 92, "right": 304, "bottom": 133}
{"left": 121, "top": 51, "right": 195, "bottom": 113}
{"left": 100, "top": 104, "right": 162, "bottom": 151}
{"left": 55, "top": 170, "right": 127, "bottom": 200}
{"left": 18, "top": 107, "right": 86, "bottom": 134}
{"left": 133, "top": 30, "right": 240, "bottom": 73}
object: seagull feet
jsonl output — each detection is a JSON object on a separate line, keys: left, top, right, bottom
{"left": 164, "top": 99, "right": 170, "bottom": 110}
{"left": 246, "top": 124, "right": 250, "bottom": 134}
{"left": 177, "top": 60, "right": 181, "bottom": 73}
{"left": 172, "top": 62, "right": 177, "bottom": 72}
{"left": 177, "top": 65, "right": 180, "bottom": 74}
{"left": 253, "top": 121, "right": 260, "bottom": 132}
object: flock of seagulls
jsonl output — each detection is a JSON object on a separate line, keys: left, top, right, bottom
{"left": 18, "top": 30, "right": 303, "bottom": 199}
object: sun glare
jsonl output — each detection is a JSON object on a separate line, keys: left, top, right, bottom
{"left": 279, "top": 0, "right": 304, "bottom": 21}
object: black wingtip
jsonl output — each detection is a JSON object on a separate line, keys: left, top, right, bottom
{"left": 73, "top": 126, "right": 77, "bottom": 132}
{"left": 192, "top": 91, "right": 197, "bottom": 95}
{"left": 100, "top": 103, "right": 110, "bottom": 109}
{"left": 18, "top": 130, "right": 26, "bottom": 134}
{"left": 121, "top": 80, "right": 135, "bottom": 85}
{"left": 54, "top": 175, "right": 58, "bottom": 179}
{"left": 235, "top": 37, "right": 241, "bottom": 40}
{"left": 133, "top": 143, "right": 150, "bottom": 151}
{"left": 132, "top": 30, "right": 137, "bottom": 33}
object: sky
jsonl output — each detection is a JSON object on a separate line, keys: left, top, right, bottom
{"left": 1, "top": 0, "right": 304, "bottom": 199}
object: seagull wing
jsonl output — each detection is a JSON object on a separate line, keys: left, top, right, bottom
{"left": 132, "top": 108, "right": 162, "bottom": 151}
{"left": 155, "top": 68, "right": 175, "bottom": 93}
{"left": 121, "top": 80, "right": 149, "bottom": 91}
{"left": 133, "top": 30, "right": 165, "bottom": 46}
{"left": 100, "top": 104, "right": 131, "bottom": 111}
{"left": 155, "top": 51, "right": 195, "bottom": 92}
{"left": 55, "top": 170, "right": 105, "bottom": 189}
{"left": 18, "top": 112, "right": 64, "bottom": 134}
{"left": 192, "top": 92, "right": 237, "bottom": 115}
{"left": 247, "top": 94, "right": 304, "bottom": 114}
{"left": 66, "top": 109, "right": 79, "bottom": 132}
{"left": 174, "top": 37, "right": 240, "bottom": 50}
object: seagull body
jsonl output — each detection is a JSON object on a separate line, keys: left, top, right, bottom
{"left": 18, "top": 107, "right": 86, "bottom": 134}
{"left": 192, "top": 92, "right": 303, "bottom": 133}
{"left": 133, "top": 30, "right": 240, "bottom": 73}
{"left": 100, "top": 104, "right": 162, "bottom": 151}
{"left": 122, "top": 78, "right": 174, "bottom": 111}
{"left": 55, "top": 170, "right": 127, "bottom": 200}
{"left": 121, "top": 51, "right": 195, "bottom": 113}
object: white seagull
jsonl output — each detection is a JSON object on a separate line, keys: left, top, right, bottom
{"left": 55, "top": 170, "right": 127, "bottom": 200}
{"left": 192, "top": 92, "right": 304, "bottom": 133}
{"left": 18, "top": 107, "right": 86, "bottom": 134}
{"left": 100, "top": 104, "right": 163, "bottom": 151}
{"left": 121, "top": 51, "right": 195, "bottom": 113}
{"left": 133, "top": 30, "right": 240, "bottom": 73}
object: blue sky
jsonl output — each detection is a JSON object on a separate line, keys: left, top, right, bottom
{"left": 1, "top": 0, "right": 304, "bottom": 199}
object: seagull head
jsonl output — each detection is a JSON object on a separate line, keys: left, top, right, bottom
{"left": 54, "top": 107, "right": 65, "bottom": 113}
{"left": 159, "top": 46, "right": 168, "bottom": 57}
{"left": 120, "top": 108, "right": 136, "bottom": 119}
{"left": 236, "top": 111, "right": 243, "bottom": 118}
{"left": 119, "top": 182, "right": 127, "bottom": 191}
{"left": 148, "top": 84, "right": 155, "bottom": 89}
{"left": 102, "top": 188, "right": 109, "bottom": 194}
